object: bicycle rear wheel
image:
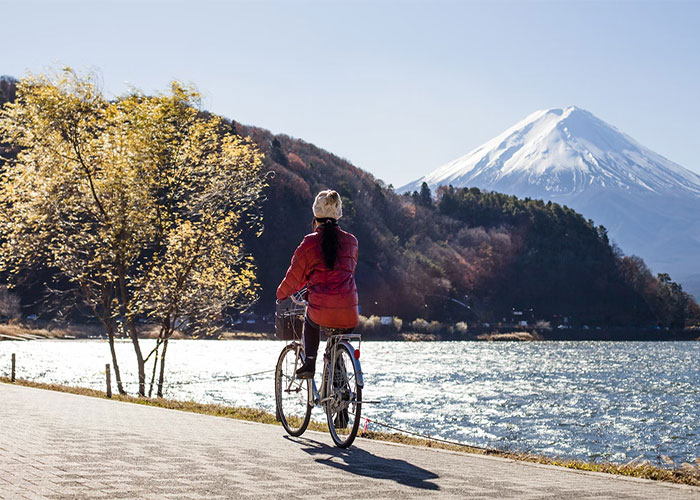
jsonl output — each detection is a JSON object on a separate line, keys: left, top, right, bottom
{"left": 275, "top": 343, "right": 312, "bottom": 436}
{"left": 324, "top": 344, "right": 362, "bottom": 448}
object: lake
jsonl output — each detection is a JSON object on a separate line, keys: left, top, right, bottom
{"left": 1, "top": 339, "right": 698, "bottom": 465}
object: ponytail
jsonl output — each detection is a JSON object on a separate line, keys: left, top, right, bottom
{"left": 316, "top": 218, "right": 340, "bottom": 269}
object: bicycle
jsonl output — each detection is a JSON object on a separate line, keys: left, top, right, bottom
{"left": 274, "top": 288, "right": 370, "bottom": 448}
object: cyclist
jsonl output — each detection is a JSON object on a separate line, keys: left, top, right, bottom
{"left": 276, "top": 189, "right": 359, "bottom": 379}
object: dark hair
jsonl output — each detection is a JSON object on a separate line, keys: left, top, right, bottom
{"left": 315, "top": 218, "right": 340, "bottom": 269}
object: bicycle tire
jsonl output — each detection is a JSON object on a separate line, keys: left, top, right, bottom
{"left": 275, "top": 343, "right": 312, "bottom": 437}
{"left": 324, "top": 343, "right": 362, "bottom": 448}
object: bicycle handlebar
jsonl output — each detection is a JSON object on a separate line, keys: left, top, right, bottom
{"left": 290, "top": 295, "right": 308, "bottom": 306}
{"left": 290, "top": 287, "right": 309, "bottom": 307}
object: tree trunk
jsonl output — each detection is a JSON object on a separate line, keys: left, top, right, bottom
{"left": 130, "top": 323, "right": 146, "bottom": 397}
{"left": 157, "top": 337, "right": 169, "bottom": 398}
{"left": 148, "top": 339, "right": 161, "bottom": 398}
{"left": 106, "top": 321, "right": 126, "bottom": 395}
{"left": 117, "top": 262, "right": 146, "bottom": 396}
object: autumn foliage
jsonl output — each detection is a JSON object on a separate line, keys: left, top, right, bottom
{"left": 237, "top": 126, "right": 699, "bottom": 328}
{"left": 0, "top": 69, "right": 267, "bottom": 395}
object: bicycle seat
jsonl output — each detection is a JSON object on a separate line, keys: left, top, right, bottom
{"left": 324, "top": 327, "right": 349, "bottom": 336}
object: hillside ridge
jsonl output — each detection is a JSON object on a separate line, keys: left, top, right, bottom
{"left": 400, "top": 106, "right": 700, "bottom": 298}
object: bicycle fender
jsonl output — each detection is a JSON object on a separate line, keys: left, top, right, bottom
{"left": 341, "top": 341, "right": 364, "bottom": 388}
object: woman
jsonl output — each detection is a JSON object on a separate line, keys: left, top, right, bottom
{"left": 276, "top": 189, "right": 359, "bottom": 378}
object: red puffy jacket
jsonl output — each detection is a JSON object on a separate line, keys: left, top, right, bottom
{"left": 276, "top": 225, "right": 359, "bottom": 329}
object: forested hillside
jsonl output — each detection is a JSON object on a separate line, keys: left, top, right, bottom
{"left": 234, "top": 121, "right": 699, "bottom": 327}
{"left": 1, "top": 74, "right": 697, "bottom": 328}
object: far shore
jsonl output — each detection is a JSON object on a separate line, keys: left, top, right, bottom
{"left": 1, "top": 321, "right": 698, "bottom": 342}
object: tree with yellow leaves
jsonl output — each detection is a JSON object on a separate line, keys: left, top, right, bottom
{"left": 0, "top": 69, "right": 267, "bottom": 396}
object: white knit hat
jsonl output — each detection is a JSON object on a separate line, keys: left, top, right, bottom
{"left": 312, "top": 190, "right": 342, "bottom": 219}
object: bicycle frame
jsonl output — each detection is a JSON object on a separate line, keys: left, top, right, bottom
{"left": 288, "top": 290, "right": 364, "bottom": 402}
{"left": 279, "top": 336, "right": 364, "bottom": 429}
{"left": 312, "top": 335, "right": 364, "bottom": 406}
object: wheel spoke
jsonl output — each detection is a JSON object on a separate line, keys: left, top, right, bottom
{"left": 276, "top": 344, "right": 311, "bottom": 437}
{"left": 325, "top": 344, "right": 362, "bottom": 448}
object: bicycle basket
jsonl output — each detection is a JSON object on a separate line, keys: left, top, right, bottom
{"left": 275, "top": 298, "right": 305, "bottom": 341}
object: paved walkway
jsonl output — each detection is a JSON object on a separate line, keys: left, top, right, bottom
{"left": 1, "top": 383, "right": 699, "bottom": 500}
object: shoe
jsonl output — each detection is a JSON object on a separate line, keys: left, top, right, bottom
{"left": 295, "top": 357, "right": 315, "bottom": 379}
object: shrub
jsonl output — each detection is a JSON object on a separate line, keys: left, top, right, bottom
{"left": 357, "top": 314, "right": 382, "bottom": 334}
{"left": 427, "top": 320, "right": 442, "bottom": 334}
{"left": 0, "top": 286, "right": 20, "bottom": 320}
{"left": 411, "top": 318, "right": 429, "bottom": 332}
{"left": 366, "top": 315, "right": 383, "bottom": 331}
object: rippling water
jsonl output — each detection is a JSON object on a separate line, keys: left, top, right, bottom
{"left": 1, "top": 339, "right": 698, "bottom": 465}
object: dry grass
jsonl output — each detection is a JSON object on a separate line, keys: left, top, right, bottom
{"left": 2, "top": 377, "right": 699, "bottom": 487}
{"left": 477, "top": 331, "right": 543, "bottom": 341}
{"left": 216, "top": 331, "right": 276, "bottom": 340}
{"left": 0, "top": 323, "right": 99, "bottom": 340}
{"left": 398, "top": 333, "right": 439, "bottom": 341}
{"left": 0, "top": 322, "right": 124, "bottom": 340}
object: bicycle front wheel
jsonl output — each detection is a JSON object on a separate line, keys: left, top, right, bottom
{"left": 324, "top": 344, "right": 362, "bottom": 448}
{"left": 275, "top": 343, "right": 312, "bottom": 437}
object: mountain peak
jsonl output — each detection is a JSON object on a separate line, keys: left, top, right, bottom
{"left": 401, "top": 107, "right": 700, "bottom": 198}
{"left": 400, "top": 107, "right": 700, "bottom": 289}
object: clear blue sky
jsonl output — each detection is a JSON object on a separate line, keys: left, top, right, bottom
{"left": 4, "top": 0, "right": 700, "bottom": 187}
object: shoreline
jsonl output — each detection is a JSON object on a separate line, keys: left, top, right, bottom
{"left": 1, "top": 376, "right": 699, "bottom": 487}
{"left": 1, "top": 322, "right": 698, "bottom": 342}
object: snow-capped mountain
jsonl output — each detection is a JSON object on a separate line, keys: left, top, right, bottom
{"left": 401, "top": 106, "right": 700, "bottom": 297}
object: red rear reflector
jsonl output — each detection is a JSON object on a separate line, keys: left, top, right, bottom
{"left": 354, "top": 350, "right": 361, "bottom": 360}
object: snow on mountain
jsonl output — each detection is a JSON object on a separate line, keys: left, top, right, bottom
{"left": 401, "top": 106, "right": 700, "bottom": 297}
{"left": 402, "top": 106, "right": 700, "bottom": 197}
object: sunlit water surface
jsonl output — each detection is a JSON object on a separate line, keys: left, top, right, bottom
{"left": 1, "top": 339, "right": 698, "bottom": 465}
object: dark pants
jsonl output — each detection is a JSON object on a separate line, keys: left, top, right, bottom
{"left": 302, "top": 315, "right": 353, "bottom": 360}
{"left": 302, "top": 315, "right": 321, "bottom": 360}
